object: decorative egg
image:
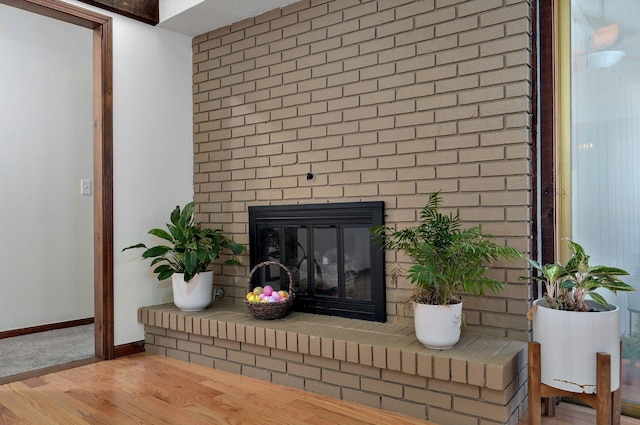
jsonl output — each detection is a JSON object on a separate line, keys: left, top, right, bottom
{"left": 263, "top": 285, "right": 273, "bottom": 296}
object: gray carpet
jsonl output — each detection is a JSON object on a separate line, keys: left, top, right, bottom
{"left": 0, "top": 324, "right": 94, "bottom": 378}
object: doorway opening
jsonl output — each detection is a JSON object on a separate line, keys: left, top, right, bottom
{"left": 0, "top": 0, "right": 114, "bottom": 361}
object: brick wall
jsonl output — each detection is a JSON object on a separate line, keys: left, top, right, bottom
{"left": 192, "top": 0, "right": 534, "bottom": 339}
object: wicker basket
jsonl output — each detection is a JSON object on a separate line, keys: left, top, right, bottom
{"left": 245, "top": 261, "right": 294, "bottom": 320}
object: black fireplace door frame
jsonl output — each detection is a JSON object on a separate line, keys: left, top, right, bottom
{"left": 248, "top": 202, "right": 386, "bottom": 322}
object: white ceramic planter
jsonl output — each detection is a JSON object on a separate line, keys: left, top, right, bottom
{"left": 532, "top": 299, "right": 620, "bottom": 393}
{"left": 171, "top": 271, "right": 214, "bottom": 312}
{"left": 414, "top": 301, "right": 463, "bottom": 350}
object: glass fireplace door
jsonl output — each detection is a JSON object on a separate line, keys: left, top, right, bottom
{"left": 249, "top": 202, "right": 385, "bottom": 322}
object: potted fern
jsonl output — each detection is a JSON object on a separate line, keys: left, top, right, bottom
{"left": 123, "top": 202, "right": 245, "bottom": 312}
{"left": 370, "top": 192, "right": 522, "bottom": 349}
{"left": 523, "top": 240, "right": 634, "bottom": 393}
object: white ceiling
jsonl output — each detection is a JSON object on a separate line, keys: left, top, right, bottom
{"left": 158, "top": 0, "right": 297, "bottom": 37}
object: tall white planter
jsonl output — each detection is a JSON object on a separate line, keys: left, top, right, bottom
{"left": 171, "top": 271, "right": 214, "bottom": 312}
{"left": 532, "top": 299, "right": 620, "bottom": 393}
{"left": 414, "top": 301, "right": 463, "bottom": 350}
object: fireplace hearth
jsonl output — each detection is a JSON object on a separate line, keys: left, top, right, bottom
{"left": 248, "top": 202, "right": 385, "bottom": 322}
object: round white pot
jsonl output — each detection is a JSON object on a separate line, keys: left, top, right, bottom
{"left": 414, "top": 301, "right": 463, "bottom": 350}
{"left": 532, "top": 299, "right": 620, "bottom": 393}
{"left": 171, "top": 271, "right": 214, "bottom": 312}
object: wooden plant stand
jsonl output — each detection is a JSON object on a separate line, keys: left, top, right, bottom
{"left": 528, "top": 341, "right": 621, "bottom": 425}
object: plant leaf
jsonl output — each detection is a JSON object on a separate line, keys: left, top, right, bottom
{"left": 148, "top": 228, "right": 174, "bottom": 242}
{"left": 184, "top": 251, "right": 199, "bottom": 276}
{"left": 587, "top": 291, "right": 610, "bottom": 309}
{"left": 170, "top": 204, "right": 181, "bottom": 226}
{"left": 142, "top": 245, "right": 171, "bottom": 258}
{"left": 180, "top": 202, "right": 195, "bottom": 227}
{"left": 122, "top": 243, "right": 146, "bottom": 252}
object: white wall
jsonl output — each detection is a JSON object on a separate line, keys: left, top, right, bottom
{"left": 0, "top": 5, "right": 94, "bottom": 330}
{"left": 105, "top": 5, "right": 194, "bottom": 345}
{"left": 1, "top": 1, "right": 194, "bottom": 345}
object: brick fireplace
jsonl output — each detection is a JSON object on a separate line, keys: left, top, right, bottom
{"left": 172, "top": 0, "right": 536, "bottom": 422}
{"left": 191, "top": 0, "right": 534, "bottom": 340}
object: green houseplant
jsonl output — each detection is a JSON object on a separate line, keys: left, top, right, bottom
{"left": 522, "top": 239, "right": 634, "bottom": 394}
{"left": 525, "top": 239, "right": 633, "bottom": 314}
{"left": 370, "top": 191, "right": 522, "bottom": 349}
{"left": 123, "top": 202, "right": 245, "bottom": 311}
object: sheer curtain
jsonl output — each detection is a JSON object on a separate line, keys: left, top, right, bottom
{"left": 570, "top": 0, "right": 640, "bottom": 408}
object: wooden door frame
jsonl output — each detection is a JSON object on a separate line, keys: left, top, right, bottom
{"left": 537, "top": 0, "right": 558, "bottom": 273}
{"left": 1, "top": 0, "right": 114, "bottom": 360}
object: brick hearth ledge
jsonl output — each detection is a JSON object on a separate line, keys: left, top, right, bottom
{"left": 139, "top": 302, "right": 528, "bottom": 425}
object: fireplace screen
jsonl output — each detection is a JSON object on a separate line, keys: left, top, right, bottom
{"left": 248, "top": 202, "right": 385, "bottom": 322}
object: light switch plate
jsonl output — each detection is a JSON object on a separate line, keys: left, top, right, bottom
{"left": 81, "top": 179, "right": 92, "bottom": 195}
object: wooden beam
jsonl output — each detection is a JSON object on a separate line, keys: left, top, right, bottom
{"left": 77, "top": 0, "right": 158, "bottom": 25}
{"left": 1, "top": 0, "right": 109, "bottom": 29}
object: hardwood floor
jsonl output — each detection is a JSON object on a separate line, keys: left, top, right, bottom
{"left": 1, "top": 352, "right": 639, "bottom": 425}
{"left": 518, "top": 402, "right": 640, "bottom": 425}
{"left": 0, "top": 353, "right": 433, "bottom": 424}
